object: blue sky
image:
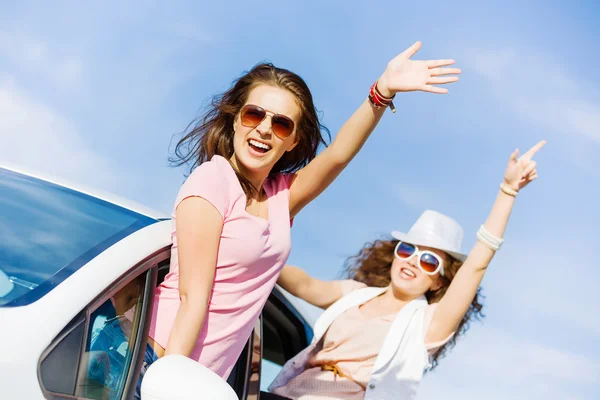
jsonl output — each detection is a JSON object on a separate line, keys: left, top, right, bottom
{"left": 1, "top": 0, "right": 599, "bottom": 398}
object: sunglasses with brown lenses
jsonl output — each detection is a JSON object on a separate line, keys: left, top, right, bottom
{"left": 240, "top": 104, "right": 295, "bottom": 140}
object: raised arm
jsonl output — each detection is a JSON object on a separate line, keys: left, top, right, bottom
{"left": 277, "top": 264, "right": 345, "bottom": 309}
{"left": 289, "top": 41, "right": 461, "bottom": 217}
{"left": 426, "top": 140, "right": 546, "bottom": 343}
{"left": 164, "top": 197, "right": 223, "bottom": 356}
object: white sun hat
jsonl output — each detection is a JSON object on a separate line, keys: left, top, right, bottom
{"left": 391, "top": 210, "right": 467, "bottom": 262}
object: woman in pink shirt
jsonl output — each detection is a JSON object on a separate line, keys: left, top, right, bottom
{"left": 135, "top": 42, "right": 461, "bottom": 397}
{"left": 268, "top": 141, "right": 546, "bottom": 400}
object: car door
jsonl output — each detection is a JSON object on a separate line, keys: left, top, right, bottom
{"left": 38, "top": 250, "right": 170, "bottom": 400}
{"left": 260, "top": 287, "right": 314, "bottom": 395}
{"left": 37, "top": 255, "right": 312, "bottom": 400}
{"left": 226, "top": 286, "right": 314, "bottom": 399}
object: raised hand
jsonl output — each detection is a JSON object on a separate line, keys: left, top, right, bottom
{"left": 377, "top": 41, "right": 461, "bottom": 96}
{"left": 503, "top": 140, "right": 547, "bottom": 192}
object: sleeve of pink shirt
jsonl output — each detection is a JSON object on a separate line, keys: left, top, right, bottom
{"left": 270, "top": 172, "right": 294, "bottom": 196}
{"left": 174, "top": 156, "right": 231, "bottom": 219}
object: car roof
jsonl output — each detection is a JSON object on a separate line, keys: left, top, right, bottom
{"left": 0, "top": 162, "right": 168, "bottom": 220}
{"left": 274, "top": 285, "right": 319, "bottom": 327}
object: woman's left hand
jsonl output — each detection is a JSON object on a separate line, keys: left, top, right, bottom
{"left": 503, "top": 140, "right": 547, "bottom": 192}
{"left": 377, "top": 41, "right": 461, "bottom": 97}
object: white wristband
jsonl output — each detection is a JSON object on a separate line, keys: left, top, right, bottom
{"left": 477, "top": 224, "right": 504, "bottom": 251}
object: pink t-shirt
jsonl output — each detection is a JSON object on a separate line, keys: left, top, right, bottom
{"left": 148, "top": 155, "right": 293, "bottom": 378}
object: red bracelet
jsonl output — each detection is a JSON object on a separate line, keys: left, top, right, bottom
{"left": 374, "top": 81, "right": 394, "bottom": 101}
{"left": 369, "top": 83, "right": 391, "bottom": 105}
{"left": 368, "top": 92, "right": 397, "bottom": 113}
{"left": 368, "top": 81, "right": 396, "bottom": 113}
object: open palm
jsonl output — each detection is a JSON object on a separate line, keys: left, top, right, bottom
{"left": 378, "top": 41, "right": 461, "bottom": 95}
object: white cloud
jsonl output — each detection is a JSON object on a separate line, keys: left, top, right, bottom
{"left": 393, "top": 183, "right": 441, "bottom": 211}
{"left": 167, "top": 22, "right": 217, "bottom": 43}
{"left": 0, "top": 78, "right": 116, "bottom": 189}
{"left": 488, "top": 242, "right": 600, "bottom": 338}
{"left": 472, "top": 47, "right": 517, "bottom": 81}
{"left": 0, "top": 30, "right": 84, "bottom": 90}
{"left": 391, "top": 183, "right": 463, "bottom": 218}
{"left": 462, "top": 330, "right": 599, "bottom": 385}
{"left": 0, "top": 30, "right": 49, "bottom": 65}
{"left": 564, "top": 100, "right": 600, "bottom": 143}
{"left": 470, "top": 47, "right": 600, "bottom": 145}
{"left": 420, "top": 326, "right": 599, "bottom": 399}
{"left": 51, "top": 56, "right": 85, "bottom": 90}
{"left": 394, "top": 184, "right": 428, "bottom": 210}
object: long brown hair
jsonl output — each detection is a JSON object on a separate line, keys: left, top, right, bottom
{"left": 344, "top": 237, "right": 484, "bottom": 370}
{"left": 169, "top": 63, "right": 330, "bottom": 197}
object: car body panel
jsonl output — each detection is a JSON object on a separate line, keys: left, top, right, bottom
{"left": 0, "top": 221, "right": 171, "bottom": 400}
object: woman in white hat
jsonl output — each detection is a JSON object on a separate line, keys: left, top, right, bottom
{"left": 264, "top": 140, "right": 546, "bottom": 400}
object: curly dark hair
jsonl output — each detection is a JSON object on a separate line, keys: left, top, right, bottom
{"left": 169, "top": 62, "right": 330, "bottom": 198}
{"left": 344, "top": 237, "right": 484, "bottom": 370}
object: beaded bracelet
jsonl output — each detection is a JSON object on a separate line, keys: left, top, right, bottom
{"left": 500, "top": 182, "right": 518, "bottom": 197}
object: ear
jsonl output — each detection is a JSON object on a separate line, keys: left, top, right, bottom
{"left": 285, "top": 141, "right": 298, "bottom": 153}
{"left": 429, "top": 275, "right": 444, "bottom": 291}
{"left": 285, "top": 132, "right": 299, "bottom": 152}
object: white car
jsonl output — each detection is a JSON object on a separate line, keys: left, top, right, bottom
{"left": 0, "top": 165, "right": 314, "bottom": 400}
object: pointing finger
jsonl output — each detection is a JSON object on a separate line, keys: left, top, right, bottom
{"left": 521, "top": 140, "right": 547, "bottom": 160}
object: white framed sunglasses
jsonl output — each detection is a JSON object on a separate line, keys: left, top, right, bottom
{"left": 394, "top": 241, "right": 445, "bottom": 276}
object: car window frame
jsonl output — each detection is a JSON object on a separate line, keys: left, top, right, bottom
{"left": 227, "top": 316, "right": 261, "bottom": 400}
{"left": 270, "top": 287, "right": 313, "bottom": 344}
{"left": 37, "top": 247, "right": 170, "bottom": 400}
{"left": 257, "top": 288, "right": 315, "bottom": 396}
{"left": 228, "top": 287, "right": 315, "bottom": 400}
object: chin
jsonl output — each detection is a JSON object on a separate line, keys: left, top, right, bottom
{"left": 238, "top": 154, "right": 267, "bottom": 171}
{"left": 390, "top": 276, "right": 412, "bottom": 291}
{"left": 391, "top": 276, "right": 428, "bottom": 298}
{"left": 233, "top": 147, "right": 274, "bottom": 174}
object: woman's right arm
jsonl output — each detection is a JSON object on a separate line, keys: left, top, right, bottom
{"left": 277, "top": 265, "right": 345, "bottom": 309}
{"left": 164, "top": 197, "right": 223, "bottom": 357}
{"left": 426, "top": 141, "right": 545, "bottom": 344}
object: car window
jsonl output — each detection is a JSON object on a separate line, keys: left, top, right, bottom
{"left": 261, "top": 359, "right": 284, "bottom": 393}
{"left": 260, "top": 291, "right": 313, "bottom": 392}
{"left": 39, "top": 269, "right": 156, "bottom": 400}
{"left": 75, "top": 275, "right": 147, "bottom": 400}
{"left": 0, "top": 167, "right": 156, "bottom": 307}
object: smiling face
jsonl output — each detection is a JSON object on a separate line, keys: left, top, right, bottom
{"left": 230, "top": 84, "right": 302, "bottom": 180}
{"left": 389, "top": 244, "right": 451, "bottom": 298}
